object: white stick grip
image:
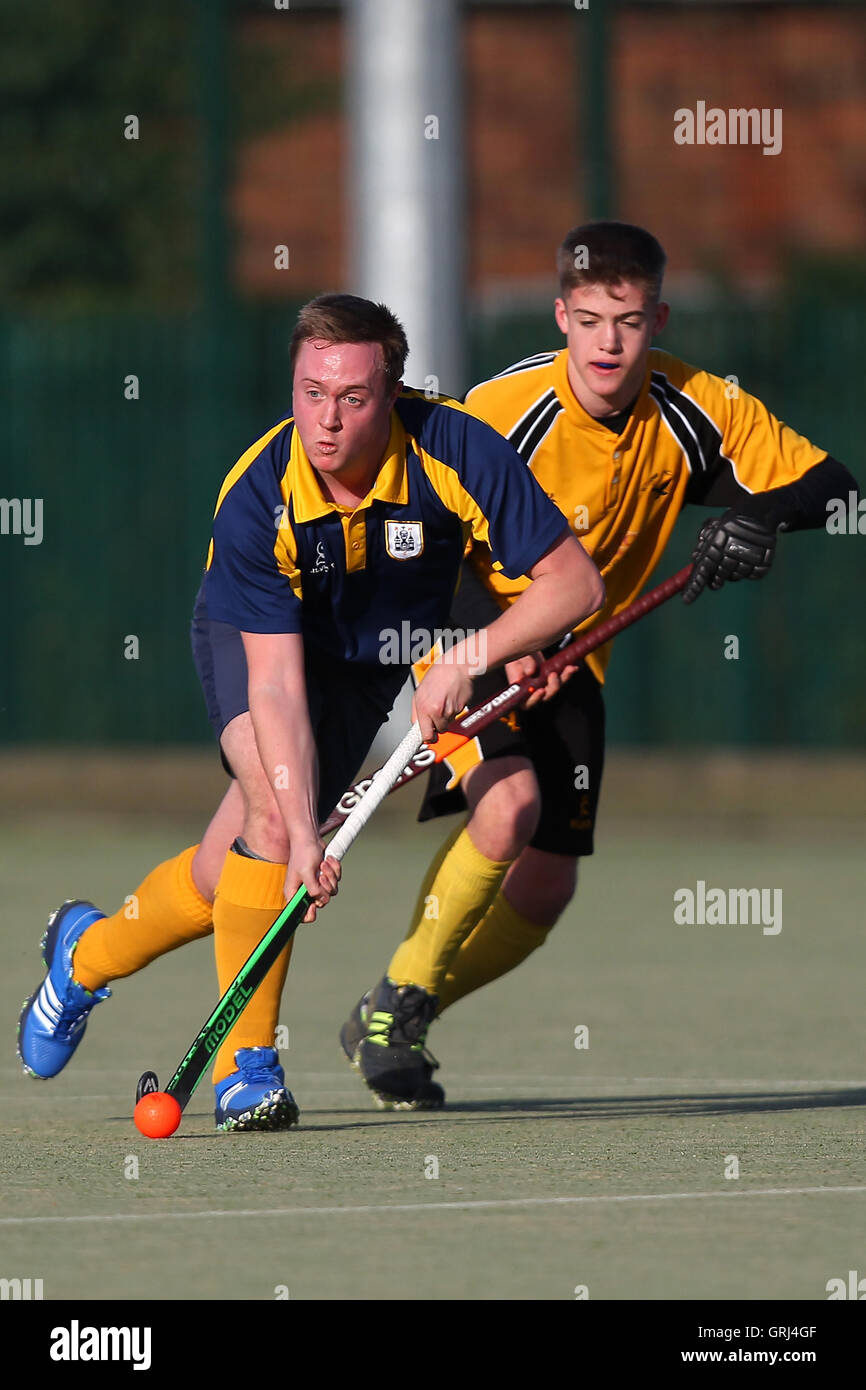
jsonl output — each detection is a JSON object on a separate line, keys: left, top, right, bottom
{"left": 325, "top": 722, "right": 425, "bottom": 863}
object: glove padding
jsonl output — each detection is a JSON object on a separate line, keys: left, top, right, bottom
{"left": 682, "top": 511, "right": 777, "bottom": 605}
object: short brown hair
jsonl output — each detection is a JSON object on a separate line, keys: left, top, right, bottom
{"left": 290, "top": 293, "right": 408, "bottom": 387}
{"left": 557, "top": 222, "right": 667, "bottom": 301}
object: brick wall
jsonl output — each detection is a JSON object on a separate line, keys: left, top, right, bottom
{"left": 617, "top": 6, "right": 866, "bottom": 285}
{"left": 231, "top": 5, "right": 866, "bottom": 297}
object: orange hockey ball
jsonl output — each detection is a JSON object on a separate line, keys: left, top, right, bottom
{"left": 134, "top": 1091, "right": 182, "bottom": 1139}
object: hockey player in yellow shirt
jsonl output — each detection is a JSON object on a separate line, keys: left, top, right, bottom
{"left": 340, "top": 221, "right": 859, "bottom": 1110}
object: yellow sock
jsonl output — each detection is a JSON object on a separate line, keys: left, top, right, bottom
{"left": 437, "top": 891, "right": 552, "bottom": 1012}
{"left": 73, "top": 845, "right": 213, "bottom": 992}
{"left": 387, "top": 825, "right": 511, "bottom": 995}
{"left": 403, "top": 820, "right": 464, "bottom": 936}
{"left": 211, "top": 849, "right": 290, "bottom": 1084}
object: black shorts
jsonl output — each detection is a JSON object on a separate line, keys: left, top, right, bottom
{"left": 418, "top": 661, "right": 606, "bottom": 857}
{"left": 190, "top": 583, "right": 406, "bottom": 825}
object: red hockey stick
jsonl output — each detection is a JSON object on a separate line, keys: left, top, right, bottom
{"left": 319, "top": 564, "right": 692, "bottom": 833}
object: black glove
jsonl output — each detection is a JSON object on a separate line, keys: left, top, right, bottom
{"left": 682, "top": 511, "right": 777, "bottom": 605}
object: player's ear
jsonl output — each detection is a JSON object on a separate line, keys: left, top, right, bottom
{"left": 653, "top": 300, "right": 670, "bottom": 334}
{"left": 554, "top": 298, "right": 569, "bottom": 336}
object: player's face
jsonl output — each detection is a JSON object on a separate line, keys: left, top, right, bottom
{"left": 293, "top": 340, "right": 400, "bottom": 489}
{"left": 554, "top": 282, "right": 669, "bottom": 417}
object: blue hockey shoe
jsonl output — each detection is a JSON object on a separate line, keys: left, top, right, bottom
{"left": 18, "top": 901, "right": 111, "bottom": 1079}
{"left": 214, "top": 1047, "right": 300, "bottom": 1132}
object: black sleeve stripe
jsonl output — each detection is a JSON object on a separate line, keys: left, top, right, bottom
{"left": 507, "top": 387, "right": 559, "bottom": 457}
{"left": 651, "top": 370, "right": 757, "bottom": 499}
{"left": 658, "top": 372, "right": 721, "bottom": 471}
{"left": 514, "top": 397, "right": 565, "bottom": 465}
{"left": 488, "top": 352, "right": 558, "bottom": 382}
{"left": 649, "top": 376, "right": 704, "bottom": 476}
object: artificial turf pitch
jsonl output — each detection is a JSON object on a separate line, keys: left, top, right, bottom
{"left": 3, "top": 805, "right": 865, "bottom": 1301}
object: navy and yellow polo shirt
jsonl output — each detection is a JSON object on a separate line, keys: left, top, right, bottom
{"left": 201, "top": 390, "right": 569, "bottom": 666}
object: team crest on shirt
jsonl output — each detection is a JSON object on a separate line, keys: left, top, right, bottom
{"left": 385, "top": 520, "right": 424, "bottom": 560}
{"left": 310, "top": 541, "right": 335, "bottom": 575}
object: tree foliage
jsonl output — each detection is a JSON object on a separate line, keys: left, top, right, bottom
{"left": 0, "top": 2, "right": 193, "bottom": 308}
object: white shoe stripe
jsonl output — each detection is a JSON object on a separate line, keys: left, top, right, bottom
{"left": 33, "top": 992, "right": 62, "bottom": 1027}
{"left": 217, "top": 1081, "right": 247, "bottom": 1109}
{"left": 218, "top": 1079, "right": 286, "bottom": 1112}
{"left": 43, "top": 976, "right": 62, "bottom": 1012}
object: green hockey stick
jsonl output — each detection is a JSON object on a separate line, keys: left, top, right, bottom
{"left": 135, "top": 721, "right": 425, "bottom": 1114}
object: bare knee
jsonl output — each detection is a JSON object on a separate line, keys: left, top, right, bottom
{"left": 464, "top": 757, "right": 541, "bottom": 861}
{"left": 504, "top": 849, "right": 578, "bottom": 927}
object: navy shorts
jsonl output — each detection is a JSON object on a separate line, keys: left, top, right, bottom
{"left": 190, "top": 584, "right": 406, "bottom": 825}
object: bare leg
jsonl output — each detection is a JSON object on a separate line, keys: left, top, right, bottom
{"left": 502, "top": 846, "right": 578, "bottom": 926}
{"left": 462, "top": 755, "right": 541, "bottom": 860}
{"left": 191, "top": 779, "right": 245, "bottom": 901}
{"left": 216, "top": 712, "right": 290, "bottom": 860}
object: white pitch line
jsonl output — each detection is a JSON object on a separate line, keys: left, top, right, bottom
{"left": 2, "top": 1184, "right": 865, "bottom": 1227}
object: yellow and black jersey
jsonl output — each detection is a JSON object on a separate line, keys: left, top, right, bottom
{"left": 464, "top": 347, "right": 828, "bottom": 682}
{"left": 201, "top": 390, "right": 568, "bottom": 667}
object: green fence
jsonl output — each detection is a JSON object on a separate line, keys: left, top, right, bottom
{"left": 1, "top": 294, "right": 863, "bottom": 748}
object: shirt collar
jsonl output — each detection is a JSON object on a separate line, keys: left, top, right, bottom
{"left": 289, "top": 413, "right": 409, "bottom": 522}
{"left": 553, "top": 347, "right": 651, "bottom": 435}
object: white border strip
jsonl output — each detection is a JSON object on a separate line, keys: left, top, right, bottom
{"left": 3, "top": 1185, "right": 865, "bottom": 1226}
